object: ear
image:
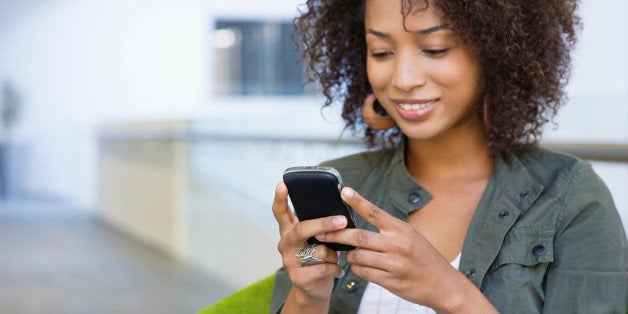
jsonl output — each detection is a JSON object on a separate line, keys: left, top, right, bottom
{"left": 361, "top": 94, "right": 396, "bottom": 131}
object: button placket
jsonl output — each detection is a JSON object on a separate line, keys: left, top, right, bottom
{"left": 345, "top": 280, "right": 359, "bottom": 292}
{"left": 497, "top": 210, "right": 510, "bottom": 220}
{"left": 532, "top": 245, "right": 546, "bottom": 257}
{"left": 407, "top": 192, "right": 421, "bottom": 204}
{"left": 465, "top": 268, "right": 476, "bottom": 279}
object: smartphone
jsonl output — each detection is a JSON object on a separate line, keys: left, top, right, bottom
{"left": 283, "top": 166, "right": 357, "bottom": 251}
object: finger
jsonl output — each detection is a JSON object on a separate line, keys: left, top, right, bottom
{"left": 347, "top": 263, "right": 391, "bottom": 285}
{"left": 288, "top": 262, "right": 344, "bottom": 286}
{"left": 292, "top": 243, "right": 339, "bottom": 267}
{"left": 272, "top": 181, "right": 298, "bottom": 231}
{"left": 341, "top": 187, "right": 398, "bottom": 230}
{"left": 292, "top": 215, "right": 348, "bottom": 244}
{"left": 317, "top": 227, "right": 389, "bottom": 252}
{"left": 278, "top": 215, "right": 349, "bottom": 255}
{"left": 345, "top": 248, "right": 391, "bottom": 270}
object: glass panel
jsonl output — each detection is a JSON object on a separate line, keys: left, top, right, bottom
{"left": 213, "top": 20, "right": 308, "bottom": 96}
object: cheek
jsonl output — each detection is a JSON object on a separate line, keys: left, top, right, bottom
{"left": 428, "top": 58, "right": 465, "bottom": 86}
{"left": 431, "top": 56, "right": 482, "bottom": 98}
{"left": 366, "top": 60, "right": 389, "bottom": 92}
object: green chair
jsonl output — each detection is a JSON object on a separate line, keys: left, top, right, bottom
{"left": 197, "top": 274, "right": 276, "bottom": 314}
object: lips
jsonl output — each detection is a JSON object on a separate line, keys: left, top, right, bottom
{"left": 394, "top": 98, "right": 439, "bottom": 120}
{"left": 398, "top": 100, "right": 437, "bottom": 111}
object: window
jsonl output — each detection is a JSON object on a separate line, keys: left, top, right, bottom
{"left": 213, "top": 20, "right": 309, "bottom": 96}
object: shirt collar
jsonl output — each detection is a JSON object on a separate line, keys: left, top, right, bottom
{"left": 383, "top": 139, "right": 432, "bottom": 219}
{"left": 491, "top": 152, "right": 544, "bottom": 214}
{"left": 381, "top": 140, "right": 544, "bottom": 220}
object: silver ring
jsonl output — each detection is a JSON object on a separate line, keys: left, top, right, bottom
{"left": 296, "top": 244, "right": 324, "bottom": 267}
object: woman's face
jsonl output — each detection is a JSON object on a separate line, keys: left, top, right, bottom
{"left": 365, "top": 0, "right": 483, "bottom": 144}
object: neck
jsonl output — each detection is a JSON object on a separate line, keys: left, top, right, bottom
{"left": 405, "top": 119, "right": 494, "bottom": 184}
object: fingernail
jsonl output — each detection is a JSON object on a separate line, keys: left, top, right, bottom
{"left": 332, "top": 215, "right": 347, "bottom": 227}
{"left": 335, "top": 269, "right": 345, "bottom": 278}
{"left": 315, "top": 234, "right": 325, "bottom": 241}
{"left": 276, "top": 182, "right": 284, "bottom": 192}
{"left": 342, "top": 187, "right": 354, "bottom": 199}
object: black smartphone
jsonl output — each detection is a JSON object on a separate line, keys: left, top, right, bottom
{"left": 283, "top": 166, "right": 357, "bottom": 251}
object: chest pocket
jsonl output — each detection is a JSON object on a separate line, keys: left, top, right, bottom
{"left": 487, "top": 228, "right": 554, "bottom": 273}
{"left": 483, "top": 228, "right": 554, "bottom": 312}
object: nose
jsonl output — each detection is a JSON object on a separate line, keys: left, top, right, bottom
{"left": 391, "top": 52, "right": 427, "bottom": 92}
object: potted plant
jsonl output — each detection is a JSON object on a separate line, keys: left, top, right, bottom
{"left": 0, "top": 82, "right": 22, "bottom": 197}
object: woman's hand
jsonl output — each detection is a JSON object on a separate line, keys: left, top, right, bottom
{"left": 272, "top": 182, "right": 347, "bottom": 313}
{"left": 317, "top": 187, "right": 498, "bottom": 313}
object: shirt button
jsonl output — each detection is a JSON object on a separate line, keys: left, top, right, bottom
{"left": 532, "top": 245, "right": 546, "bottom": 257}
{"left": 346, "top": 280, "right": 359, "bottom": 292}
{"left": 465, "top": 268, "right": 476, "bottom": 279}
{"left": 520, "top": 191, "right": 530, "bottom": 198}
{"left": 407, "top": 192, "right": 421, "bottom": 204}
{"left": 498, "top": 210, "right": 510, "bottom": 219}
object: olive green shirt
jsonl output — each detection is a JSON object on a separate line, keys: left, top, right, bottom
{"left": 272, "top": 143, "right": 628, "bottom": 313}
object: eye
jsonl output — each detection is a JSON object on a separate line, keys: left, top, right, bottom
{"left": 369, "top": 51, "right": 392, "bottom": 59}
{"left": 423, "top": 49, "right": 449, "bottom": 56}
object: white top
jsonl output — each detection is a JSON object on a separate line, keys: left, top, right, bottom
{"left": 357, "top": 254, "right": 462, "bottom": 314}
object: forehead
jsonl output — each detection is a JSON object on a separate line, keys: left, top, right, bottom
{"left": 364, "top": 0, "right": 444, "bottom": 31}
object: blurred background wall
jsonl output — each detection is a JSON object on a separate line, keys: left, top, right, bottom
{"left": 0, "top": 0, "right": 626, "bottom": 291}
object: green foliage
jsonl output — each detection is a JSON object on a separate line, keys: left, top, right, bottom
{"left": 197, "top": 274, "right": 275, "bottom": 314}
{"left": 1, "top": 82, "right": 21, "bottom": 134}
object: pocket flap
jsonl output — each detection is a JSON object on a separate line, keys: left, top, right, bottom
{"left": 488, "top": 228, "right": 554, "bottom": 272}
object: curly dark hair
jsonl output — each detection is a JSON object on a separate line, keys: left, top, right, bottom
{"left": 294, "top": 0, "right": 580, "bottom": 155}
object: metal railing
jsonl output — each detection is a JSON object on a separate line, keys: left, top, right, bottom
{"left": 99, "top": 127, "right": 628, "bottom": 164}
{"left": 541, "top": 143, "right": 628, "bottom": 163}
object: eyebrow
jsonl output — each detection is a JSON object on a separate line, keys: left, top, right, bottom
{"left": 416, "top": 24, "right": 449, "bottom": 35}
{"left": 366, "top": 24, "right": 449, "bottom": 38}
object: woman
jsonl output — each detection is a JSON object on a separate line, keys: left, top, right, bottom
{"left": 271, "top": 0, "right": 627, "bottom": 312}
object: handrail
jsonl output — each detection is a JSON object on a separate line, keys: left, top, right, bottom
{"left": 540, "top": 142, "right": 628, "bottom": 163}
{"left": 99, "top": 129, "right": 628, "bottom": 163}
{"left": 98, "top": 129, "right": 357, "bottom": 145}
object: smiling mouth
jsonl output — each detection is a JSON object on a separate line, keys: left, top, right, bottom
{"left": 398, "top": 100, "right": 438, "bottom": 110}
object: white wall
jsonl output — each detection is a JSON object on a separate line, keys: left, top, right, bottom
{"left": 546, "top": 0, "right": 628, "bottom": 143}
{"left": 0, "top": 0, "right": 626, "bottom": 213}
{"left": 0, "top": 0, "right": 206, "bottom": 206}
{"left": 0, "top": 0, "right": 303, "bottom": 207}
